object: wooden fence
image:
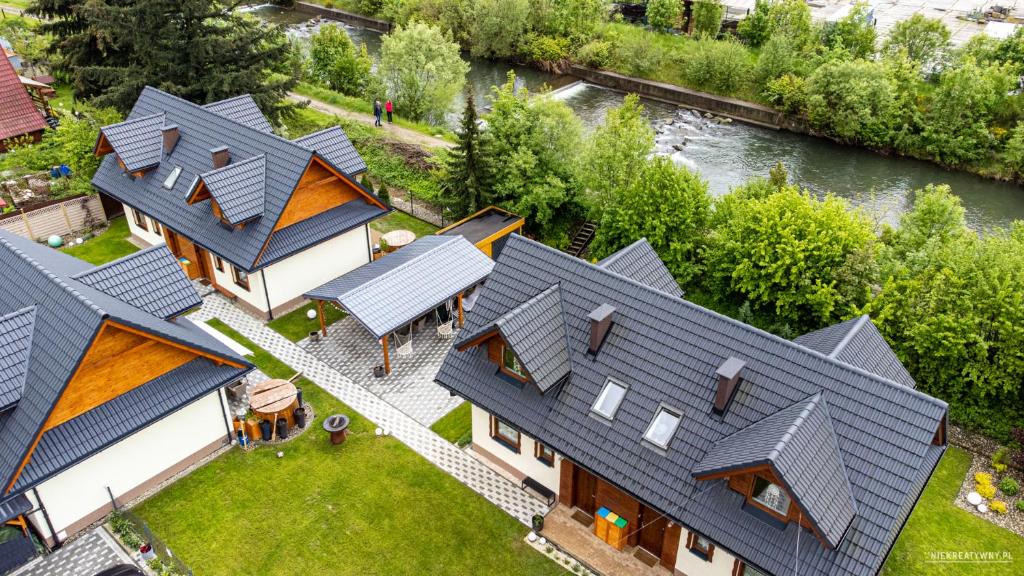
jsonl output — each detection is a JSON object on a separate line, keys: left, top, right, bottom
{"left": 0, "top": 195, "right": 107, "bottom": 241}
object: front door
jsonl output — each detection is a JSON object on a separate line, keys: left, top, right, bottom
{"left": 572, "top": 466, "right": 598, "bottom": 516}
{"left": 195, "top": 247, "right": 212, "bottom": 282}
{"left": 637, "top": 505, "right": 668, "bottom": 557}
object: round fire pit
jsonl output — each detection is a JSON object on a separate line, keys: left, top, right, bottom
{"left": 323, "top": 414, "right": 351, "bottom": 445}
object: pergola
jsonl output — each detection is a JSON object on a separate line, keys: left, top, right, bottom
{"left": 304, "top": 235, "right": 494, "bottom": 374}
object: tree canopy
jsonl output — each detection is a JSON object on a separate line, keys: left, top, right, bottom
{"left": 579, "top": 94, "right": 654, "bottom": 217}
{"left": 308, "top": 24, "right": 373, "bottom": 97}
{"left": 378, "top": 21, "right": 468, "bottom": 123}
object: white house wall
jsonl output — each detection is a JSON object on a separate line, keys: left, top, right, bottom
{"left": 122, "top": 203, "right": 165, "bottom": 247}
{"left": 471, "top": 404, "right": 561, "bottom": 495}
{"left": 676, "top": 532, "right": 740, "bottom": 576}
{"left": 210, "top": 257, "right": 269, "bottom": 313}
{"left": 261, "top": 224, "right": 370, "bottom": 310}
{"left": 26, "top": 391, "right": 229, "bottom": 542}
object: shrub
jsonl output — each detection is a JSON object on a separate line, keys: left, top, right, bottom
{"left": 991, "top": 500, "right": 1008, "bottom": 514}
{"left": 684, "top": 39, "right": 752, "bottom": 95}
{"left": 976, "top": 471, "right": 994, "bottom": 485}
{"left": 1017, "top": 500, "right": 1024, "bottom": 512}
{"left": 999, "top": 476, "right": 1019, "bottom": 496}
{"left": 521, "top": 34, "right": 571, "bottom": 72}
{"left": 977, "top": 481, "right": 997, "bottom": 499}
{"left": 691, "top": 0, "right": 725, "bottom": 39}
{"left": 764, "top": 74, "right": 807, "bottom": 114}
{"left": 377, "top": 183, "right": 391, "bottom": 207}
{"left": 647, "top": 0, "right": 683, "bottom": 30}
{"left": 993, "top": 446, "right": 1011, "bottom": 468}
{"left": 576, "top": 39, "right": 613, "bottom": 68}
{"left": 613, "top": 33, "right": 665, "bottom": 77}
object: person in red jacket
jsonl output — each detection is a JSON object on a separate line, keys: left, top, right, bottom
{"left": 385, "top": 99, "right": 394, "bottom": 123}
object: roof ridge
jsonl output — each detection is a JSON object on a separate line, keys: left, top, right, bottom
{"left": 197, "top": 152, "right": 267, "bottom": 179}
{"left": 340, "top": 236, "right": 456, "bottom": 301}
{"left": 70, "top": 244, "right": 167, "bottom": 279}
{"left": 505, "top": 235, "right": 947, "bottom": 410}
{"left": 768, "top": 393, "right": 821, "bottom": 460}
{"left": 827, "top": 315, "right": 870, "bottom": 359}
{"left": 596, "top": 238, "right": 648, "bottom": 267}
{"left": 495, "top": 283, "right": 561, "bottom": 328}
{"left": 0, "top": 304, "right": 37, "bottom": 324}
{"left": 0, "top": 235, "right": 107, "bottom": 318}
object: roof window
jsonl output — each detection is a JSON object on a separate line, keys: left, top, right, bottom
{"left": 592, "top": 378, "right": 627, "bottom": 420}
{"left": 644, "top": 406, "right": 681, "bottom": 449}
{"left": 163, "top": 166, "right": 182, "bottom": 190}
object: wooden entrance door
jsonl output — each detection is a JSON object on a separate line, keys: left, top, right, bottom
{"left": 638, "top": 505, "right": 668, "bottom": 557}
{"left": 572, "top": 466, "right": 598, "bottom": 516}
{"left": 194, "top": 247, "right": 212, "bottom": 281}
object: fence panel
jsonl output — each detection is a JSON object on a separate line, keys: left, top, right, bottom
{"left": 0, "top": 195, "right": 106, "bottom": 241}
{"left": 117, "top": 510, "right": 193, "bottom": 576}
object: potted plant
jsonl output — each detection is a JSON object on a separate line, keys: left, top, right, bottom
{"left": 532, "top": 513, "right": 544, "bottom": 533}
{"left": 139, "top": 542, "right": 157, "bottom": 561}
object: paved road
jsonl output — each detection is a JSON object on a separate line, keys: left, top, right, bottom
{"left": 287, "top": 92, "right": 454, "bottom": 149}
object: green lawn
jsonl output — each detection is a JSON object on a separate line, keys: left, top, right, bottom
{"left": 267, "top": 301, "right": 347, "bottom": 343}
{"left": 62, "top": 216, "right": 139, "bottom": 265}
{"left": 430, "top": 402, "right": 472, "bottom": 447}
{"left": 370, "top": 210, "right": 439, "bottom": 238}
{"left": 136, "top": 319, "right": 562, "bottom": 576}
{"left": 883, "top": 447, "right": 1024, "bottom": 576}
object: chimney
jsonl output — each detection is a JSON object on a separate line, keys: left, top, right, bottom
{"left": 713, "top": 357, "right": 746, "bottom": 414}
{"left": 211, "top": 146, "right": 230, "bottom": 169}
{"left": 162, "top": 125, "right": 180, "bottom": 155}
{"left": 588, "top": 304, "right": 615, "bottom": 355}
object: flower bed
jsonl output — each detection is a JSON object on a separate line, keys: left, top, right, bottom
{"left": 954, "top": 451, "right": 1024, "bottom": 536}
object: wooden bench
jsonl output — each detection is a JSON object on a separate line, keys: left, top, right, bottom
{"left": 522, "top": 477, "right": 556, "bottom": 506}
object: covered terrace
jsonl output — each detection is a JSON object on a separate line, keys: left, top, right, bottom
{"left": 304, "top": 235, "right": 494, "bottom": 375}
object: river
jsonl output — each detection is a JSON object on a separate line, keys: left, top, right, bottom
{"left": 252, "top": 5, "right": 1024, "bottom": 229}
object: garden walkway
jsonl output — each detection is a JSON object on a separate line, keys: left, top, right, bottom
{"left": 287, "top": 92, "right": 453, "bottom": 149}
{"left": 12, "top": 527, "right": 135, "bottom": 576}
{"left": 193, "top": 295, "right": 548, "bottom": 526}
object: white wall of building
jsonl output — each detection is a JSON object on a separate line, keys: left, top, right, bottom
{"left": 27, "top": 391, "right": 228, "bottom": 540}
{"left": 210, "top": 256, "right": 269, "bottom": 313}
{"left": 471, "top": 404, "right": 561, "bottom": 494}
{"left": 261, "top": 225, "right": 370, "bottom": 310}
{"left": 122, "top": 203, "right": 165, "bottom": 247}
{"left": 675, "top": 530, "right": 740, "bottom": 576}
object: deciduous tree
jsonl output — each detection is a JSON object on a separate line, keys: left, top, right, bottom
{"left": 378, "top": 21, "right": 468, "bottom": 123}
{"left": 579, "top": 94, "right": 654, "bottom": 217}
{"left": 308, "top": 24, "right": 373, "bottom": 97}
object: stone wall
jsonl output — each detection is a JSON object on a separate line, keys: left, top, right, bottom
{"left": 294, "top": 1, "right": 392, "bottom": 32}
{"left": 0, "top": 194, "right": 106, "bottom": 241}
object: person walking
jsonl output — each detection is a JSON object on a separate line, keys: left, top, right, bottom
{"left": 385, "top": 99, "right": 394, "bottom": 123}
{"left": 373, "top": 99, "right": 383, "bottom": 127}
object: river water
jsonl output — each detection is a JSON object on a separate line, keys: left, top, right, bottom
{"left": 252, "top": 5, "right": 1024, "bottom": 229}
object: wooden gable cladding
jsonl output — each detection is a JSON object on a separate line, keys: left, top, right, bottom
{"left": 93, "top": 133, "right": 114, "bottom": 157}
{"left": 186, "top": 179, "right": 212, "bottom": 204}
{"left": 273, "top": 156, "right": 384, "bottom": 232}
{"left": 708, "top": 464, "right": 825, "bottom": 546}
{"left": 41, "top": 320, "right": 243, "bottom": 431}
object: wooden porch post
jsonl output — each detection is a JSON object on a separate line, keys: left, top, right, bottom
{"left": 317, "top": 300, "right": 327, "bottom": 336}
{"left": 382, "top": 334, "right": 391, "bottom": 374}
{"left": 457, "top": 292, "right": 464, "bottom": 327}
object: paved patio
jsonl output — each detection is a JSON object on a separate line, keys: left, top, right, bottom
{"left": 12, "top": 527, "right": 135, "bottom": 576}
{"left": 302, "top": 316, "right": 463, "bottom": 427}
{"left": 542, "top": 506, "right": 672, "bottom": 576}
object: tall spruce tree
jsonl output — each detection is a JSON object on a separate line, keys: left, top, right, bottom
{"left": 441, "top": 91, "right": 493, "bottom": 218}
{"left": 30, "top": 0, "right": 295, "bottom": 124}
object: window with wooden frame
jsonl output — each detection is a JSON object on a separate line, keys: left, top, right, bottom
{"left": 500, "top": 345, "right": 528, "bottom": 380}
{"left": 535, "top": 442, "right": 555, "bottom": 467}
{"left": 132, "top": 208, "right": 148, "bottom": 231}
{"left": 748, "top": 474, "right": 792, "bottom": 519}
{"left": 490, "top": 415, "right": 520, "bottom": 453}
{"left": 214, "top": 256, "right": 225, "bottom": 272}
{"left": 152, "top": 219, "right": 162, "bottom": 237}
{"left": 687, "top": 532, "right": 715, "bottom": 561}
{"left": 231, "top": 265, "right": 250, "bottom": 291}
{"left": 732, "top": 561, "right": 767, "bottom": 576}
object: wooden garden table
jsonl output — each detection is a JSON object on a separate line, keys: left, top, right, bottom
{"left": 249, "top": 379, "right": 298, "bottom": 439}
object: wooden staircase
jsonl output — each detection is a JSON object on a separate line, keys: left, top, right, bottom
{"left": 566, "top": 221, "right": 598, "bottom": 258}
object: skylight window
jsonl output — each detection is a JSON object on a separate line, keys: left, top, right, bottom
{"left": 644, "top": 406, "right": 681, "bottom": 449}
{"left": 592, "top": 378, "right": 627, "bottom": 420}
{"left": 163, "top": 165, "right": 182, "bottom": 189}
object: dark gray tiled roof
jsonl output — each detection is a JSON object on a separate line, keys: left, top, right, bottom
{"left": 294, "top": 126, "right": 367, "bottom": 175}
{"left": 197, "top": 155, "right": 266, "bottom": 225}
{"left": 0, "top": 492, "right": 29, "bottom": 522}
{"left": 0, "top": 307, "right": 34, "bottom": 410}
{"left": 597, "top": 239, "right": 683, "bottom": 297}
{"left": 99, "top": 113, "right": 166, "bottom": 172}
{"left": 72, "top": 245, "right": 201, "bottom": 319}
{"left": 14, "top": 358, "right": 241, "bottom": 490}
{"left": 0, "top": 230, "right": 250, "bottom": 493}
{"left": 260, "top": 201, "right": 386, "bottom": 266}
{"left": 795, "top": 316, "right": 915, "bottom": 388}
{"left": 306, "top": 235, "right": 493, "bottom": 339}
{"left": 92, "top": 87, "right": 376, "bottom": 271}
{"left": 693, "top": 393, "right": 857, "bottom": 548}
{"left": 435, "top": 234, "right": 947, "bottom": 576}
{"left": 203, "top": 94, "right": 274, "bottom": 133}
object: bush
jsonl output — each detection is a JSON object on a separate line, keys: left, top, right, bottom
{"left": 308, "top": 24, "right": 373, "bottom": 96}
{"left": 646, "top": 0, "right": 682, "bottom": 30}
{"left": 1017, "top": 500, "right": 1024, "bottom": 512}
{"left": 978, "top": 481, "right": 997, "bottom": 499}
{"left": 999, "top": 477, "right": 1019, "bottom": 496}
{"left": 976, "top": 472, "right": 994, "bottom": 485}
{"left": 613, "top": 33, "right": 665, "bottom": 77}
{"left": 576, "top": 39, "right": 613, "bottom": 68}
{"left": 521, "top": 34, "right": 571, "bottom": 72}
{"left": 991, "top": 500, "right": 1008, "bottom": 514}
{"left": 764, "top": 73, "right": 807, "bottom": 114}
{"left": 691, "top": 0, "right": 725, "bottom": 39}
{"left": 684, "top": 39, "right": 752, "bottom": 95}
{"left": 377, "top": 183, "right": 391, "bottom": 207}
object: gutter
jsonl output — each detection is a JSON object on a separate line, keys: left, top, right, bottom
{"left": 261, "top": 269, "right": 273, "bottom": 320}
{"left": 31, "top": 487, "right": 59, "bottom": 549}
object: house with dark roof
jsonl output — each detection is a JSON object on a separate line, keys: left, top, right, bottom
{"left": 435, "top": 235, "right": 947, "bottom": 576}
{"left": 91, "top": 87, "right": 389, "bottom": 319}
{"left": 0, "top": 54, "right": 47, "bottom": 152}
{"left": 0, "top": 229, "right": 251, "bottom": 557}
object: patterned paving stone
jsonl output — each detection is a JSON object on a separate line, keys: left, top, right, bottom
{"left": 194, "top": 295, "right": 549, "bottom": 526}
{"left": 13, "top": 528, "right": 134, "bottom": 576}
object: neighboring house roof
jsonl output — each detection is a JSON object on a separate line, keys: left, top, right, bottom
{"left": 91, "top": 87, "right": 385, "bottom": 272}
{"left": 0, "top": 230, "right": 251, "bottom": 498}
{"left": 294, "top": 126, "right": 367, "bottom": 175}
{"left": 597, "top": 238, "right": 683, "bottom": 297}
{"left": 202, "top": 94, "right": 274, "bottom": 133}
{"left": 435, "top": 234, "right": 947, "bottom": 576}
{"left": 305, "top": 235, "right": 493, "bottom": 340}
{"left": 0, "top": 54, "right": 46, "bottom": 143}
{"left": 0, "top": 307, "right": 35, "bottom": 410}
{"left": 72, "top": 245, "right": 202, "bottom": 319}
{"left": 795, "top": 315, "right": 916, "bottom": 388}
{"left": 693, "top": 393, "right": 858, "bottom": 549}
{"left": 197, "top": 154, "right": 266, "bottom": 225}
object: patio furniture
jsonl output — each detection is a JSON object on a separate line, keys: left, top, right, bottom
{"left": 380, "top": 229, "right": 415, "bottom": 253}
{"left": 249, "top": 379, "right": 299, "bottom": 441}
{"left": 522, "top": 477, "right": 556, "bottom": 507}
{"left": 323, "top": 414, "right": 351, "bottom": 445}
{"left": 437, "top": 320, "right": 453, "bottom": 339}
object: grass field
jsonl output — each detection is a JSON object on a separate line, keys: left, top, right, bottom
{"left": 370, "top": 210, "right": 439, "bottom": 238}
{"left": 62, "top": 216, "right": 140, "bottom": 265}
{"left": 134, "top": 320, "right": 561, "bottom": 576}
{"left": 429, "top": 402, "right": 472, "bottom": 447}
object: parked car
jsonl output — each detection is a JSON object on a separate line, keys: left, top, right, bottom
{"left": 93, "top": 564, "right": 144, "bottom": 576}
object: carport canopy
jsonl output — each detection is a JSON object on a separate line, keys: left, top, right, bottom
{"left": 304, "top": 235, "right": 494, "bottom": 373}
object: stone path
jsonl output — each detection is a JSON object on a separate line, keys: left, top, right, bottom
{"left": 287, "top": 92, "right": 454, "bottom": 149}
{"left": 194, "top": 295, "right": 549, "bottom": 526}
{"left": 13, "top": 527, "right": 135, "bottom": 576}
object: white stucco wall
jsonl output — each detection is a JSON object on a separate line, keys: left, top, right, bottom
{"left": 471, "top": 404, "right": 561, "bottom": 494}
{"left": 210, "top": 256, "right": 269, "bottom": 313}
{"left": 122, "top": 203, "right": 165, "bottom": 247}
{"left": 261, "top": 224, "right": 370, "bottom": 310}
{"left": 26, "top": 391, "right": 229, "bottom": 540}
{"left": 676, "top": 530, "right": 740, "bottom": 576}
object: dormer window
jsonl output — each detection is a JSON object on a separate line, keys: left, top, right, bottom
{"left": 751, "top": 475, "right": 791, "bottom": 517}
{"left": 644, "top": 406, "right": 681, "bottom": 449}
{"left": 501, "top": 345, "right": 528, "bottom": 380}
{"left": 592, "top": 378, "right": 627, "bottom": 420}
{"left": 163, "top": 166, "right": 182, "bottom": 190}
